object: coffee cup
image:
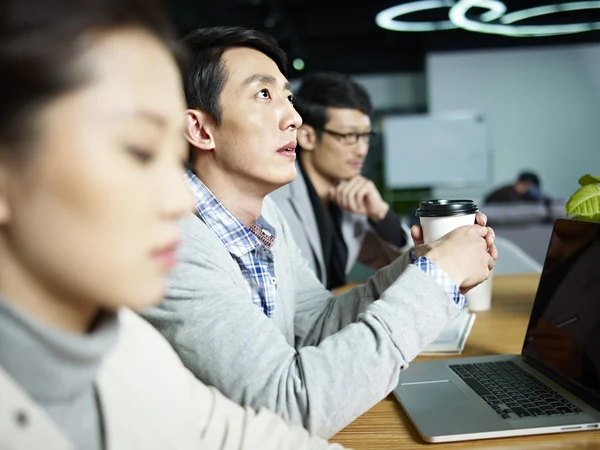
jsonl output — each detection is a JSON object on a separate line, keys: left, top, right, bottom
{"left": 415, "top": 199, "right": 493, "bottom": 311}
{"left": 415, "top": 199, "right": 479, "bottom": 244}
{"left": 465, "top": 273, "right": 493, "bottom": 311}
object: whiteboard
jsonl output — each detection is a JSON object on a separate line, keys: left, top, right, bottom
{"left": 382, "top": 113, "right": 490, "bottom": 189}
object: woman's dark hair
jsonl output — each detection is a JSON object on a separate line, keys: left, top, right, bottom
{"left": 0, "top": 0, "right": 182, "bottom": 151}
{"left": 294, "top": 72, "right": 372, "bottom": 139}
{"left": 183, "top": 26, "right": 288, "bottom": 125}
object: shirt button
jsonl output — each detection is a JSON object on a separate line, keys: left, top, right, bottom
{"left": 270, "top": 277, "right": 276, "bottom": 285}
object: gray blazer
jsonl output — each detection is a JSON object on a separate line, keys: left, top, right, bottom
{"left": 143, "top": 197, "right": 459, "bottom": 438}
{"left": 269, "top": 168, "right": 412, "bottom": 287}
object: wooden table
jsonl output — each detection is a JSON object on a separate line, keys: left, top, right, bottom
{"left": 330, "top": 274, "right": 600, "bottom": 449}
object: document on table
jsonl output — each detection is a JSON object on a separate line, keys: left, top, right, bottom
{"left": 420, "top": 309, "right": 476, "bottom": 355}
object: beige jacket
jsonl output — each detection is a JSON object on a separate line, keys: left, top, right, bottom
{"left": 0, "top": 309, "right": 344, "bottom": 450}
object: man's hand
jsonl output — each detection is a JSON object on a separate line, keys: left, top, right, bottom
{"left": 411, "top": 212, "right": 491, "bottom": 246}
{"left": 411, "top": 212, "right": 497, "bottom": 291}
{"left": 412, "top": 212, "right": 497, "bottom": 259}
{"left": 330, "top": 176, "right": 389, "bottom": 222}
{"left": 423, "top": 225, "right": 495, "bottom": 290}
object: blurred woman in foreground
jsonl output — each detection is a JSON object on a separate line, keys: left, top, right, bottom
{"left": 0, "top": 1, "right": 342, "bottom": 448}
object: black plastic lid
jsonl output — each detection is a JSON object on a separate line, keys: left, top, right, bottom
{"left": 415, "top": 199, "right": 479, "bottom": 218}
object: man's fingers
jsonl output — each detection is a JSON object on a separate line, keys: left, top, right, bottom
{"left": 470, "top": 224, "right": 489, "bottom": 237}
{"left": 337, "top": 178, "right": 369, "bottom": 213}
{"left": 485, "top": 227, "right": 495, "bottom": 245}
{"left": 354, "top": 184, "right": 371, "bottom": 214}
{"left": 335, "top": 179, "right": 353, "bottom": 209}
{"left": 488, "top": 243, "right": 499, "bottom": 260}
{"left": 475, "top": 212, "right": 488, "bottom": 227}
{"left": 485, "top": 228, "right": 497, "bottom": 259}
{"left": 411, "top": 225, "right": 424, "bottom": 245}
{"left": 487, "top": 254, "right": 496, "bottom": 271}
{"left": 345, "top": 179, "right": 364, "bottom": 212}
{"left": 411, "top": 225, "right": 423, "bottom": 240}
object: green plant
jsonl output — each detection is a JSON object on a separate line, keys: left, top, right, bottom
{"left": 565, "top": 174, "right": 600, "bottom": 222}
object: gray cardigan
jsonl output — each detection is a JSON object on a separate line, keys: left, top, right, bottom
{"left": 270, "top": 166, "right": 412, "bottom": 287}
{"left": 143, "top": 196, "right": 460, "bottom": 437}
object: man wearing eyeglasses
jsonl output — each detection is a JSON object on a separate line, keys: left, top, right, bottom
{"left": 271, "top": 72, "right": 412, "bottom": 289}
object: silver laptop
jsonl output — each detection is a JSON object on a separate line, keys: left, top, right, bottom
{"left": 394, "top": 218, "right": 600, "bottom": 443}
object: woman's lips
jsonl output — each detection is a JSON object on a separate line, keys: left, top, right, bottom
{"left": 152, "top": 243, "right": 179, "bottom": 269}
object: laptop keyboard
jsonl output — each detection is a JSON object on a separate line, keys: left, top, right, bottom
{"left": 449, "top": 361, "right": 583, "bottom": 420}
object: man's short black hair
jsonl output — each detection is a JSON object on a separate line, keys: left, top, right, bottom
{"left": 183, "top": 26, "right": 288, "bottom": 125}
{"left": 294, "top": 72, "right": 372, "bottom": 138}
{"left": 517, "top": 171, "right": 541, "bottom": 187}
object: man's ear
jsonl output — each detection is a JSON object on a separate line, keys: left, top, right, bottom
{"left": 297, "top": 124, "right": 317, "bottom": 152}
{"left": 184, "top": 108, "right": 217, "bottom": 152}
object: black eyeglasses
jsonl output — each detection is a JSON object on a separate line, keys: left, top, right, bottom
{"left": 321, "top": 128, "right": 376, "bottom": 145}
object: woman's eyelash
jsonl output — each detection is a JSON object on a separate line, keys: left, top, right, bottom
{"left": 127, "top": 146, "right": 154, "bottom": 164}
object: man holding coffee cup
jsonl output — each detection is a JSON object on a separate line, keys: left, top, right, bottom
{"left": 144, "top": 26, "right": 498, "bottom": 439}
{"left": 416, "top": 200, "right": 495, "bottom": 310}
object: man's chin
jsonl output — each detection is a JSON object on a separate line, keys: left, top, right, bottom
{"left": 278, "top": 172, "right": 297, "bottom": 189}
{"left": 338, "top": 171, "right": 360, "bottom": 181}
{"left": 263, "top": 167, "right": 297, "bottom": 194}
{"left": 281, "top": 165, "right": 297, "bottom": 184}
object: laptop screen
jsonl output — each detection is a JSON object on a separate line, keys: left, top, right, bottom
{"left": 522, "top": 219, "right": 600, "bottom": 403}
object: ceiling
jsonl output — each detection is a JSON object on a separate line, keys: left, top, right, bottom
{"left": 166, "top": 0, "right": 600, "bottom": 75}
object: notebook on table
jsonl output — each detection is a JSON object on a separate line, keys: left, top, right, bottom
{"left": 421, "top": 309, "right": 476, "bottom": 355}
{"left": 394, "top": 218, "right": 600, "bottom": 443}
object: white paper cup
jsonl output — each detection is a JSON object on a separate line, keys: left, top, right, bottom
{"left": 416, "top": 199, "right": 492, "bottom": 310}
{"left": 420, "top": 213, "right": 477, "bottom": 244}
{"left": 416, "top": 199, "right": 479, "bottom": 244}
{"left": 465, "top": 272, "right": 493, "bottom": 311}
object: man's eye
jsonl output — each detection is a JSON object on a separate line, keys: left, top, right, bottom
{"left": 288, "top": 94, "right": 295, "bottom": 104}
{"left": 257, "top": 89, "right": 271, "bottom": 99}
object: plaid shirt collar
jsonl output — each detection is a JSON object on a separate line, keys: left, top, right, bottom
{"left": 185, "top": 171, "right": 276, "bottom": 257}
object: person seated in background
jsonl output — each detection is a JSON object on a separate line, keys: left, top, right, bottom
{"left": 484, "top": 171, "right": 546, "bottom": 204}
{"left": 142, "top": 25, "right": 498, "bottom": 438}
{"left": 0, "top": 2, "right": 343, "bottom": 449}
{"left": 270, "top": 72, "right": 411, "bottom": 290}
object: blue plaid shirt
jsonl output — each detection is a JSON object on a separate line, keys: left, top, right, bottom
{"left": 186, "top": 172, "right": 278, "bottom": 317}
{"left": 186, "top": 171, "right": 465, "bottom": 316}
{"left": 412, "top": 250, "right": 467, "bottom": 309}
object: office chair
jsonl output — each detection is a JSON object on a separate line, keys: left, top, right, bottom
{"left": 493, "top": 235, "right": 543, "bottom": 275}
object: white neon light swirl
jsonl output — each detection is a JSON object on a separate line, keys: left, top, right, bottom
{"left": 375, "top": 0, "right": 506, "bottom": 32}
{"left": 375, "top": 0, "right": 600, "bottom": 37}
{"left": 500, "top": 1, "right": 600, "bottom": 24}
{"left": 450, "top": 0, "right": 600, "bottom": 37}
